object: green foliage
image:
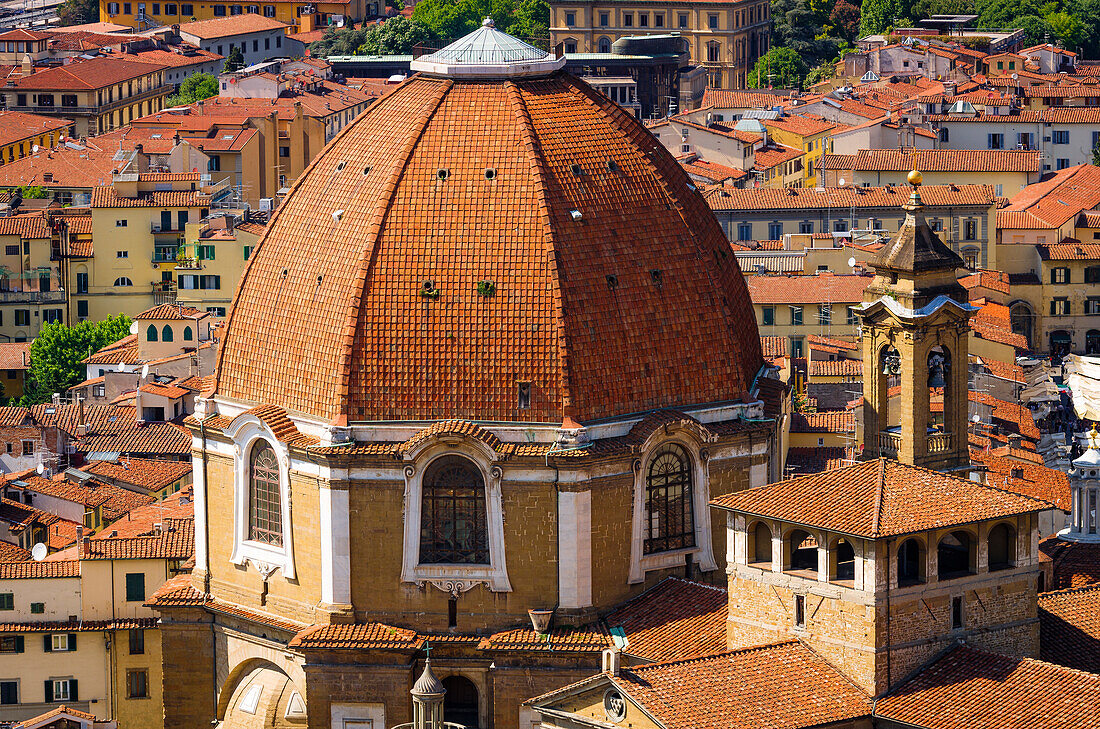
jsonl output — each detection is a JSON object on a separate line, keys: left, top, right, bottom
{"left": 356, "top": 16, "right": 435, "bottom": 55}
{"left": 747, "top": 47, "right": 808, "bottom": 89}
{"left": 1091, "top": 144, "right": 1100, "bottom": 167}
{"left": 15, "top": 186, "right": 47, "bottom": 199}
{"left": 56, "top": 0, "right": 97, "bottom": 25}
{"left": 20, "top": 316, "right": 132, "bottom": 405}
{"left": 1044, "top": 11, "right": 1087, "bottom": 49}
{"left": 859, "top": 0, "right": 903, "bottom": 35}
{"left": 827, "top": 0, "right": 861, "bottom": 41}
{"left": 223, "top": 45, "right": 245, "bottom": 73}
{"left": 310, "top": 25, "right": 375, "bottom": 57}
{"left": 412, "top": 0, "right": 548, "bottom": 44}
{"left": 792, "top": 390, "right": 815, "bottom": 413}
{"left": 769, "top": 0, "right": 843, "bottom": 74}
{"left": 166, "top": 73, "right": 218, "bottom": 107}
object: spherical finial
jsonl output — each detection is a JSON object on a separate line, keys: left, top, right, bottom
{"left": 482, "top": 16, "right": 494, "bottom": 27}
{"left": 907, "top": 169, "right": 923, "bottom": 187}
{"left": 1090, "top": 425, "right": 1099, "bottom": 449}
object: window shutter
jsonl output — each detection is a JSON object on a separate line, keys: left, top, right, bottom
{"left": 14, "top": 636, "right": 22, "bottom": 653}
{"left": 44, "top": 680, "right": 52, "bottom": 702}
{"left": 67, "top": 634, "right": 76, "bottom": 651}
{"left": 70, "top": 679, "right": 78, "bottom": 701}
{"left": 1050, "top": 300, "right": 1057, "bottom": 315}
{"left": 43, "top": 634, "right": 51, "bottom": 652}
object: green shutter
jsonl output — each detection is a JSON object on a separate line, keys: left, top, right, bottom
{"left": 13, "top": 636, "right": 22, "bottom": 653}
{"left": 125, "top": 573, "right": 146, "bottom": 602}
{"left": 69, "top": 679, "right": 77, "bottom": 701}
{"left": 43, "top": 679, "right": 52, "bottom": 702}
{"left": 43, "top": 634, "right": 51, "bottom": 652}
{"left": 67, "top": 634, "right": 76, "bottom": 651}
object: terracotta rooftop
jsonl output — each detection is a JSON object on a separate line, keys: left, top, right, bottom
{"left": 1038, "top": 241, "right": 1100, "bottom": 260}
{"left": 0, "top": 559, "right": 78, "bottom": 579}
{"left": 808, "top": 359, "right": 862, "bottom": 378}
{"left": 1039, "top": 584, "right": 1100, "bottom": 674}
{"left": 699, "top": 88, "right": 790, "bottom": 109}
{"left": 14, "top": 705, "right": 97, "bottom": 729}
{"left": 745, "top": 273, "right": 872, "bottom": 305}
{"left": 875, "top": 644, "right": 1100, "bottom": 729}
{"left": 711, "top": 458, "right": 1049, "bottom": 538}
{"left": 0, "top": 541, "right": 30, "bottom": 561}
{"left": 82, "top": 457, "right": 191, "bottom": 492}
{"left": 81, "top": 335, "right": 140, "bottom": 365}
{"left": 0, "top": 212, "right": 50, "bottom": 239}
{"left": 606, "top": 641, "right": 871, "bottom": 729}
{"left": 7, "top": 56, "right": 164, "bottom": 90}
{"left": 82, "top": 517, "right": 193, "bottom": 560}
{"left": 849, "top": 149, "right": 1043, "bottom": 172}
{"left": 215, "top": 71, "right": 763, "bottom": 424}
{"left": 0, "top": 111, "right": 70, "bottom": 149}
{"left": 90, "top": 187, "right": 208, "bottom": 208}
{"left": 288, "top": 622, "right": 422, "bottom": 650}
{"left": 969, "top": 449, "right": 1070, "bottom": 510}
{"left": 93, "top": 489, "right": 192, "bottom": 539}
{"left": 135, "top": 303, "right": 207, "bottom": 320}
{"left": 998, "top": 164, "right": 1100, "bottom": 229}
{"left": 763, "top": 114, "right": 835, "bottom": 137}
{"left": 477, "top": 624, "right": 610, "bottom": 652}
{"left": 0, "top": 345, "right": 30, "bottom": 372}
{"left": 760, "top": 335, "right": 788, "bottom": 358}
{"left": 785, "top": 446, "right": 851, "bottom": 477}
{"left": 177, "top": 14, "right": 290, "bottom": 38}
{"left": 1040, "top": 536, "right": 1100, "bottom": 590}
{"left": 602, "top": 577, "right": 727, "bottom": 662}
{"left": 790, "top": 411, "right": 855, "bottom": 433}
{"left": 959, "top": 270, "right": 1010, "bottom": 295}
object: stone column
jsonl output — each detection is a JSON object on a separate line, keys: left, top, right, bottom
{"left": 557, "top": 489, "right": 592, "bottom": 613}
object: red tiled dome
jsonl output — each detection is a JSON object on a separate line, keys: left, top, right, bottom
{"left": 216, "top": 65, "right": 762, "bottom": 425}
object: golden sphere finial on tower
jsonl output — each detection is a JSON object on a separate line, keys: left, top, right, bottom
{"left": 907, "top": 169, "right": 923, "bottom": 187}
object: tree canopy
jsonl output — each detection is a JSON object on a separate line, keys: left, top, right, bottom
{"left": 20, "top": 316, "right": 132, "bottom": 405}
{"left": 223, "top": 45, "right": 245, "bottom": 73}
{"left": 747, "top": 47, "right": 808, "bottom": 89}
{"left": 56, "top": 0, "right": 97, "bottom": 25}
{"left": 166, "top": 73, "right": 219, "bottom": 107}
{"left": 356, "top": 16, "right": 436, "bottom": 55}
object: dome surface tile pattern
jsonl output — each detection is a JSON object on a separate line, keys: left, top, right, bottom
{"left": 216, "top": 71, "right": 762, "bottom": 425}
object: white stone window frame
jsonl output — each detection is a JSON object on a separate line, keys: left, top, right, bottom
{"left": 225, "top": 415, "right": 296, "bottom": 580}
{"left": 628, "top": 426, "right": 719, "bottom": 584}
{"left": 400, "top": 436, "right": 512, "bottom": 594}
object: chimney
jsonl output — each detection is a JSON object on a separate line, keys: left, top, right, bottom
{"left": 601, "top": 648, "right": 622, "bottom": 676}
{"left": 81, "top": 535, "right": 90, "bottom": 558}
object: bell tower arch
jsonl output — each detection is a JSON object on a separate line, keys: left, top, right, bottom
{"left": 857, "top": 171, "right": 975, "bottom": 471}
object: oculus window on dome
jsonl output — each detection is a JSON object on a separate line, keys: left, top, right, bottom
{"left": 644, "top": 443, "right": 696, "bottom": 554}
{"left": 419, "top": 456, "right": 489, "bottom": 565}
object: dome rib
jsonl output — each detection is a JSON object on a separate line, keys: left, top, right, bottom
{"left": 504, "top": 79, "right": 575, "bottom": 420}
{"left": 331, "top": 78, "right": 454, "bottom": 425}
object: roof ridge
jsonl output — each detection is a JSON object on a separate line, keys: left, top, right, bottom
{"left": 871, "top": 458, "right": 885, "bottom": 536}
{"left": 1038, "top": 582, "right": 1100, "bottom": 598}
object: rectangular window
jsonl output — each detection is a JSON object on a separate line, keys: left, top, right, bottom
{"left": 125, "top": 573, "right": 145, "bottom": 602}
{"left": 197, "top": 244, "right": 215, "bottom": 260}
{"left": 30, "top": 602, "right": 43, "bottom": 613}
{"left": 708, "top": 13, "right": 718, "bottom": 28}
{"left": 790, "top": 306, "right": 803, "bottom": 326}
{"left": 92, "top": 384, "right": 105, "bottom": 397}
{"left": 988, "top": 133, "right": 1004, "bottom": 149}
{"left": 1052, "top": 267, "right": 1070, "bottom": 284}
{"left": 654, "top": 13, "right": 663, "bottom": 26}
{"left": 115, "top": 220, "right": 127, "bottom": 228}
{"left": 761, "top": 306, "right": 775, "bottom": 326}
{"left": 213, "top": 3, "right": 225, "bottom": 13}
{"left": 123, "top": 1, "right": 130, "bottom": 11}
{"left": 599, "top": 11, "right": 608, "bottom": 26}
{"left": 117, "top": 250, "right": 128, "bottom": 258}
{"left": 14, "top": 310, "right": 28, "bottom": 327}
{"left": 678, "top": 13, "right": 688, "bottom": 28}
{"left": 1093, "top": 131, "right": 1100, "bottom": 149}
{"left": 798, "top": 221, "right": 813, "bottom": 234}
{"left": 768, "top": 222, "right": 782, "bottom": 239}
{"left": 939, "top": 127, "right": 949, "bottom": 143}
{"left": 243, "top": 246, "right": 252, "bottom": 260}
{"left": 77, "top": 300, "right": 88, "bottom": 318}
{"left": 622, "top": 12, "right": 632, "bottom": 26}
{"left": 50, "top": 678, "right": 74, "bottom": 702}
{"left": 564, "top": 11, "right": 574, "bottom": 25}
{"left": 639, "top": 13, "right": 647, "bottom": 26}
{"left": 846, "top": 306, "right": 857, "bottom": 325}
{"left": 1051, "top": 298, "right": 1070, "bottom": 316}
{"left": 166, "top": 2, "right": 176, "bottom": 12}
{"left": 43, "top": 309, "right": 61, "bottom": 324}
{"left": 1085, "top": 298, "right": 1100, "bottom": 315}
{"left": 1052, "top": 130, "right": 1069, "bottom": 144}
{"left": 3, "top": 245, "right": 16, "bottom": 256}
{"left": 0, "top": 636, "right": 22, "bottom": 653}
{"left": 0, "top": 681, "right": 16, "bottom": 704}
{"left": 206, "top": 306, "right": 227, "bottom": 317}
{"left": 818, "top": 304, "right": 831, "bottom": 325}
{"left": 127, "top": 669, "right": 148, "bottom": 698}
{"left": 0, "top": 594, "right": 11, "bottom": 610}
{"left": 964, "top": 220, "right": 976, "bottom": 240}
{"left": 48, "top": 634, "right": 74, "bottom": 652}
{"left": 737, "top": 223, "right": 751, "bottom": 241}
{"left": 794, "top": 593, "right": 806, "bottom": 628}
{"left": 951, "top": 596, "right": 964, "bottom": 629}
{"left": 200, "top": 275, "right": 221, "bottom": 289}
{"left": 1057, "top": 158, "right": 1070, "bottom": 170}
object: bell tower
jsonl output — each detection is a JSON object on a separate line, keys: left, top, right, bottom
{"left": 858, "top": 170, "right": 975, "bottom": 471}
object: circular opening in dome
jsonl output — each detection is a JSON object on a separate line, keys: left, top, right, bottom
{"left": 485, "top": 168, "right": 496, "bottom": 180}
{"left": 363, "top": 165, "right": 372, "bottom": 175}
{"left": 335, "top": 160, "right": 346, "bottom": 172}
{"left": 437, "top": 168, "right": 449, "bottom": 181}
{"left": 607, "top": 159, "right": 619, "bottom": 173}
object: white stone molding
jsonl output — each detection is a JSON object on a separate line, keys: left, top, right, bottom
{"left": 225, "top": 414, "right": 296, "bottom": 580}
{"left": 319, "top": 485, "right": 351, "bottom": 606}
{"left": 192, "top": 447, "right": 209, "bottom": 572}
{"left": 400, "top": 440, "right": 512, "bottom": 592}
{"left": 628, "top": 427, "right": 719, "bottom": 584}
{"left": 558, "top": 490, "right": 593, "bottom": 609}
{"left": 426, "top": 579, "right": 488, "bottom": 598}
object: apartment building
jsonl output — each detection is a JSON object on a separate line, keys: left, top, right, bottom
{"left": 1, "top": 56, "right": 171, "bottom": 137}
{"left": 705, "top": 183, "right": 998, "bottom": 269}
{"left": 819, "top": 149, "right": 1044, "bottom": 196}
{"left": 0, "top": 492, "right": 192, "bottom": 727}
{"left": 74, "top": 173, "right": 214, "bottom": 322}
{"left": 550, "top": 0, "right": 770, "bottom": 88}
{"left": 176, "top": 212, "right": 264, "bottom": 316}
{"left": 175, "top": 14, "right": 303, "bottom": 65}
{"left": 932, "top": 108, "right": 1100, "bottom": 172}
{"left": 0, "top": 213, "right": 65, "bottom": 343}
{"left": 100, "top": 0, "right": 376, "bottom": 36}
{"left": 0, "top": 111, "right": 68, "bottom": 167}
{"left": 744, "top": 271, "right": 872, "bottom": 358}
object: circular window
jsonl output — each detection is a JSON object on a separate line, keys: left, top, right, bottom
{"left": 603, "top": 689, "right": 627, "bottom": 723}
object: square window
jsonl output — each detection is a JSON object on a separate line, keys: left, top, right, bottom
{"left": 50, "top": 634, "right": 71, "bottom": 652}
{"left": 30, "top": 602, "right": 43, "bottom": 614}
{"left": 125, "top": 573, "right": 145, "bottom": 602}
{"left": 127, "top": 669, "right": 148, "bottom": 698}
{"left": 0, "top": 594, "right": 11, "bottom": 610}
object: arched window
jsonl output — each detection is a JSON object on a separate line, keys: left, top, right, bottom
{"left": 113, "top": 277, "right": 133, "bottom": 286}
{"left": 248, "top": 442, "right": 282, "bottom": 546}
{"left": 598, "top": 36, "right": 611, "bottom": 53}
{"left": 644, "top": 443, "right": 695, "bottom": 554}
{"left": 898, "top": 538, "right": 924, "bottom": 585}
{"left": 832, "top": 538, "right": 855, "bottom": 583}
{"left": 749, "top": 521, "right": 772, "bottom": 565}
{"left": 988, "top": 523, "right": 1016, "bottom": 571}
{"left": 419, "top": 456, "right": 488, "bottom": 564}
{"left": 161, "top": 324, "right": 174, "bottom": 342}
{"left": 183, "top": 326, "right": 193, "bottom": 341}
{"left": 1009, "top": 301, "right": 1034, "bottom": 349}
{"left": 787, "top": 529, "right": 817, "bottom": 572}
{"left": 146, "top": 324, "right": 158, "bottom": 342}
{"left": 937, "top": 531, "right": 973, "bottom": 579}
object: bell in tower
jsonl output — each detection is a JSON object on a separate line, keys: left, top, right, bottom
{"left": 855, "top": 170, "right": 977, "bottom": 471}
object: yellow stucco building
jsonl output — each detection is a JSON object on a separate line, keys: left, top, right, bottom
{"left": 99, "top": 0, "right": 376, "bottom": 34}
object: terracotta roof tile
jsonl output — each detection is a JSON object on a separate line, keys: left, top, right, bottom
{"left": 807, "top": 359, "right": 862, "bottom": 377}
{"left": 760, "top": 336, "right": 788, "bottom": 358}
{"left": 82, "top": 457, "right": 191, "bottom": 492}
{"left": 998, "top": 164, "right": 1100, "bottom": 229}
{"left": 0, "top": 541, "right": 30, "bottom": 561}
{"left": 177, "top": 14, "right": 290, "bottom": 38}
{"left": 875, "top": 645, "right": 1100, "bottom": 729}
{"left": 970, "top": 302, "right": 1028, "bottom": 350}
{"left": 763, "top": 114, "right": 835, "bottom": 137}
{"left": 90, "top": 186, "right": 208, "bottom": 208}
{"left": 969, "top": 449, "right": 1070, "bottom": 510}
{"left": 790, "top": 411, "right": 854, "bottom": 433}
{"left": 1039, "top": 584, "right": 1100, "bottom": 674}
{"left": 699, "top": 88, "right": 790, "bottom": 108}
{"left": 959, "top": 270, "right": 1010, "bottom": 295}
{"left": 0, "top": 617, "right": 156, "bottom": 633}
{"left": 850, "top": 149, "right": 1043, "bottom": 172}
{"left": 0, "top": 406, "right": 30, "bottom": 426}
{"left": 706, "top": 184, "right": 993, "bottom": 211}
{"left": 8, "top": 56, "right": 163, "bottom": 91}
{"left": 784, "top": 446, "right": 852, "bottom": 476}
{"left": 1039, "top": 241, "right": 1100, "bottom": 260}
{"left": 0, "top": 212, "right": 50, "bottom": 239}
{"left": 745, "top": 273, "right": 872, "bottom": 305}
{"left": 0, "top": 559, "right": 78, "bottom": 578}
{"left": 1039, "top": 536, "right": 1100, "bottom": 590}
{"left": 608, "top": 641, "right": 871, "bottom": 729}
{"left": 602, "top": 577, "right": 727, "bottom": 662}
{"left": 93, "top": 489, "right": 192, "bottom": 538}
{"left": 14, "top": 705, "right": 97, "bottom": 728}
{"left": 711, "top": 458, "right": 1049, "bottom": 538}
{"left": 0, "top": 111, "right": 69, "bottom": 149}
{"left": 478, "top": 624, "right": 611, "bottom": 652}
{"left": 288, "top": 622, "right": 423, "bottom": 650}
{"left": 82, "top": 517, "right": 193, "bottom": 560}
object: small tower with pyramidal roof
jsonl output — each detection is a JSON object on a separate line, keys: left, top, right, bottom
{"left": 857, "top": 170, "right": 976, "bottom": 471}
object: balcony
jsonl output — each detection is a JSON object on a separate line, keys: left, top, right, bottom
{"left": 927, "top": 432, "right": 953, "bottom": 454}
{"left": 879, "top": 431, "right": 901, "bottom": 457}
{"left": 0, "top": 289, "right": 65, "bottom": 304}
{"left": 152, "top": 283, "right": 176, "bottom": 306}
{"left": 174, "top": 256, "right": 201, "bottom": 270}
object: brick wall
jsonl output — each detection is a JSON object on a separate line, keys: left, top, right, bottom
{"left": 159, "top": 609, "right": 216, "bottom": 729}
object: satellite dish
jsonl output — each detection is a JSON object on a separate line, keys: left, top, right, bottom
{"left": 129, "top": 321, "right": 138, "bottom": 335}
{"left": 35, "top": 462, "right": 43, "bottom": 475}
{"left": 31, "top": 145, "right": 38, "bottom": 154}
{"left": 837, "top": 178, "right": 846, "bottom": 186}
{"left": 31, "top": 543, "right": 46, "bottom": 561}
{"left": 119, "top": 362, "right": 128, "bottom": 373}
{"left": 141, "top": 364, "right": 149, "bottom": 379}
{"left": 848, "top": 257, "right": 857, "bottom": 268}
{"left": 972, "top": 414, "right": 981, "bottom": 423}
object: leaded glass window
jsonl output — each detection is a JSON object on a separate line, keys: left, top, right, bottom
{"left": 419, "top": 457, "right": 489, "bottom": 564}
{"left": 248, "top": 442, "right": 282, "bottom": 546}
{"left": 644, "top": 443, "right": 695, "bottom": 554}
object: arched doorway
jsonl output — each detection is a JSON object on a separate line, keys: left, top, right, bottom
{"left": 1009, "top": 301, "right": 1034, "bottom": 349}
{"left": 443, "top": 675, "right": 480, "bottom": 729}
{"left": 1087, "top": 329, "right": 1100, "bottom": 355}
{"left": 1050, "top": 330, "right": 1072, "bottom": 361}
